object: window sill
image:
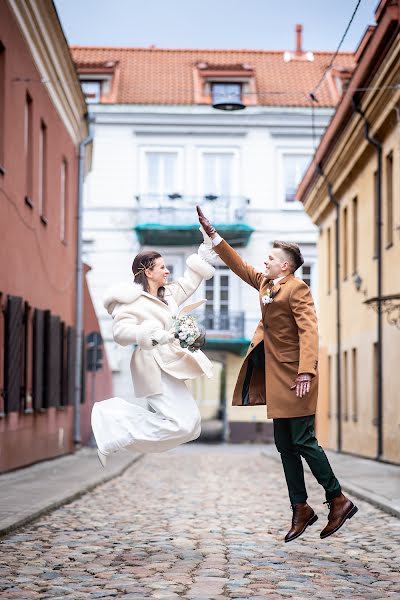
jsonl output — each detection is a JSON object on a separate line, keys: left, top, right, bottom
{"left": 25, "top": 196, "right": 34, "bottom": 209}
{"left": 40, "top": 215, "right": 48, "bottom": 226}
{"left": 0, "top": 164, "right": 5, "bottom": 176}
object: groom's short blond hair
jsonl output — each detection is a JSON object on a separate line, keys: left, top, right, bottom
{"left": 272, "top": 240, "right": 304, "bottom": 273}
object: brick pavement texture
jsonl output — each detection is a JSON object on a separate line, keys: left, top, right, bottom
{"left": 1, "top": 444, "right": 399, "bottom": 599}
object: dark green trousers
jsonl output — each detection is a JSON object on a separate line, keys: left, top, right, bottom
{"left": 273, "top": 415, "right": 342, "bottom": 505}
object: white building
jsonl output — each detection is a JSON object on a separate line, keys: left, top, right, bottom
{"left": 72, "top": 33, "right": 353, "bottom": 441}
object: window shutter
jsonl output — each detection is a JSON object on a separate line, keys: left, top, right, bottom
{"left": 60, "top": 321, "right": 68, "bottom": 407}
{"left": 66, "top": 326, "right": 76, "bottom": 405}
{"left": 32, "top": 309, "right": 45, "bottom": 411}
{"left": 48, "top": 315, "right": 61, "bottom": 408}
{"left": 80, "top": 331, "right": 86, "bottom": 404}
{"left": 4, "top": 295, "right": 24, "bottom": 413}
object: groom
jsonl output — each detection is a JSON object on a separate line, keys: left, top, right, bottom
{"left": 197, "top": 206, "right": 358, "bottom": 542}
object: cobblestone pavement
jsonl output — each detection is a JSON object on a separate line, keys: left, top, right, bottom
{"left": 1, "top": 444, "right": 399, "bottom": 599}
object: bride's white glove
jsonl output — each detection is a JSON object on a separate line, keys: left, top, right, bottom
{"left": 151, "top": 329, "right": 175, "bottom": 346}
{"left": 198, "top": 225, "right": 218, "bottom": 265}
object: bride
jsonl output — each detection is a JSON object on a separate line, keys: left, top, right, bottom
{"left": 91, "top": 238, "right": 215, "bottom": 465}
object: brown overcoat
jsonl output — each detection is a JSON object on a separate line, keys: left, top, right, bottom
{"left": 214, "top": 240, "right": 319, "bottom": 418}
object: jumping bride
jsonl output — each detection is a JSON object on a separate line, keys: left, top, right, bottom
{"left": 91, "top": 238, "right": 215, "bottom": 465}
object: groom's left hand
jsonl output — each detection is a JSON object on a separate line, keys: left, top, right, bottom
{"left": 290, "top": 373, "right": 312, "bottom": 398}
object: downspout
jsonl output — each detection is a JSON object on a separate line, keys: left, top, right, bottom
{"left": 353, "top": 96, "right": 383, "bottom": 460}
{"left": 317, "top": 163, "right": 342, "bottom": 452}
{"left": 74, "top": 131, "right": 93, "bottom": 446}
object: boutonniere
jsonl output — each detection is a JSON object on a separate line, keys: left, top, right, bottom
{"left": 262, "top": 286, "right": 277, "bottom": 305}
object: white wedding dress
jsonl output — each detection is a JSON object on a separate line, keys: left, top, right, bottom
{"left": 91, "top": 371, "right": 201, "bottom": 455}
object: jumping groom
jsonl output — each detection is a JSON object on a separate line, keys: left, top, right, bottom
{"left": 197, "top": 206, "right": 358, "bottom": 542}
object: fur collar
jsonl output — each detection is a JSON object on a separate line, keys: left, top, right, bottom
{"left": 103, "top": 281, "right": 144, "bottom": 314}
{"left": 103, "top": 281, "right": 172, "bottom": 314}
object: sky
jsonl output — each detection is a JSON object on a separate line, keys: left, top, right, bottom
{"left": 54, "top": 0, "right": 378, "bottom": 53}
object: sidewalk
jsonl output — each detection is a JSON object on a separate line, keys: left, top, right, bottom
{"left": 262, "top": 445, "right": 400, "bottom": 518}
{"left": 0, "top": 447, "right": 142, "bottom": 537}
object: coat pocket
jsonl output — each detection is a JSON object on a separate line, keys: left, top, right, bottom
{"left": 278, "top": 349, "right": 299, "bottom": 363}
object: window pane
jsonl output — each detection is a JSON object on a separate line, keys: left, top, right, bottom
{"left": 283, "top": 154, "right": 311, "bottom": 202}
{"left": 145, "top": 152, "right": 177, "bottom": 196}
{"left": 211, "top": 83, "right": 242, "bottom": 106}
{"left": 81, "top": 81, "right": 101, "bottom": 103}
{"left": 203, "top": 153, "right": 233, "bottom": 196}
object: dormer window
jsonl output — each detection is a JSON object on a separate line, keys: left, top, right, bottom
{"left": 193, "top": 62, "right": 257, "bottom": 108}
{"left": 81, "top": 80, "right": 102, "bottom": 104}
{"left": 76, "top": 60, "right": 119, "bottom": 105}
{"left": 211, "top": 83, "right": 244, "bottom": 111}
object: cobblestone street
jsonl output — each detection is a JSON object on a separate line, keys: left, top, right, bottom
{"left": 1, "top": 445, "right": 399, "bottom": 599}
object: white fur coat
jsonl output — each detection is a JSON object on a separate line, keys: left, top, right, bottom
{"left": 103, "top": 253, "right": 215, "bottom": 398}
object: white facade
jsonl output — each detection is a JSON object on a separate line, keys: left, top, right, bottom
{"left": 82, "top": 104, "right": 333, "bottom": 401}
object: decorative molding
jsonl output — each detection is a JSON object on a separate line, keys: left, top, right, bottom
{"left": 8, "top": 0, "right": 87, "bottom": 144}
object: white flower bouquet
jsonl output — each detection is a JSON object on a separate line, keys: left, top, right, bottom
{"left": 172, "top": 315, "right": 206, "bottom": 352}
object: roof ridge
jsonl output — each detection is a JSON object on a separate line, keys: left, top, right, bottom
{"left": 70, "top": 45, "right": 354, "bottom": 56}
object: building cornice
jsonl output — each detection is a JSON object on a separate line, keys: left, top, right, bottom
{"left": 88, "top": 105, "right": 334, "bottom": 136}
{"left": 8, "top": 0, "right": 88, "bottom": 145}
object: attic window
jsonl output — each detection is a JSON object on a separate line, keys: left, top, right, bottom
{"left": 211, "top": 83, "right": 244, "bottom": 111}
{"left": 81, "top": 80, "right": 102, "bottom": 103}
{"left": 193, "top": 62, "right": 257, "bottom": 107}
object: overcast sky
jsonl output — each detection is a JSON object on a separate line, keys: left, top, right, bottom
{"left": 54, "top": 0, "right": 378, "bottom": 52}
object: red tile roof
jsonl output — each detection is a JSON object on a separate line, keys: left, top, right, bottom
{"left": 71, "top": 46, "right": 355, "bottom": 107}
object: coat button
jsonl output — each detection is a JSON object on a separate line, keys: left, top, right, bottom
{"left": 250, "top": 342, "right": 254, "bottom": 347}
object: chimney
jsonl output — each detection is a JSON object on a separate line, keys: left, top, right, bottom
{"left": 295, "top": 24, "right": 303, "bottom": 53}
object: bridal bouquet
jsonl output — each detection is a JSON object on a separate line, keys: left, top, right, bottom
{"left": 172, "top": 315, "right": 206, "bottom": 352}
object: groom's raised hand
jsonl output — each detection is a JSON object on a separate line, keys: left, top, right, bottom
{"left": 196, "top": 206, "right": 217, "bottom": 238}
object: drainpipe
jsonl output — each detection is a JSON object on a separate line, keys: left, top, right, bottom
{"left": 74, "top": 132, "right": 93, "bottom": 446}
{"left": 353, "top": 96, "right": 383, "bottom": 460}
{"left": 317, "top": 163, "right": 342, "bottom": 452}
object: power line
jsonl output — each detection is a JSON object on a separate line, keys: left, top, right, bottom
{"left": 0, "top": 187, "right": 76, "bottom": 294}
{"left": 311, "top": 0, "right": 364, "bottom": 100}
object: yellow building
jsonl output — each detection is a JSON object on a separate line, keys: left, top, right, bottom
{"left": 297, "top": 0, "right": 400, "bottom": 464}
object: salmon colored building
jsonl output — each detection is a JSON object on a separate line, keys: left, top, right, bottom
{"left": 0, "top": 0, "right": 112, "bottom": 472}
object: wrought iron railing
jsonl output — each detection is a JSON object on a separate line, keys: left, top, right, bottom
{"left": 135, "top": 194, "right": 249, "bottom": 226}
{"left": 198, "top": 311, "right": 245, "bottom": 339}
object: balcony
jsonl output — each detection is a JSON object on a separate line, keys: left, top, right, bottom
{"left": 199, "top": 311, "right": 250, "bottom": 356}
{"left": 134, "top": 194, "right": 254, "bottom": 247}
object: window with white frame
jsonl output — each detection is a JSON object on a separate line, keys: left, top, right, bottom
{"left": 202, "top": 152, "right": 234, "bottom": 197}
{"left": 205, "top": 266, "right": 230, "bottom": 330}
{"left": 283, "top": 154, "right": 312, "bottom": 202}
{"left": 144, "top": 151, "right": 179, "bottom": 197}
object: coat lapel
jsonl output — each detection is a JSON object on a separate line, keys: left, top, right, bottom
{"left": 141, "top": 290, "right": 173, "bottom": 312}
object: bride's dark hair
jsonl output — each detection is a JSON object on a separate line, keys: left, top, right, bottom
{"left": 132, "top": 250, "right": 168, "bottom": 304}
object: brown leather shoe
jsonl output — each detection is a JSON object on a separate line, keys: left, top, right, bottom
{"left": 284, "top": 502, "right": 318, "bottom": 543}
{"left": 320, "top": 494, "right": 358, "bottom": 539}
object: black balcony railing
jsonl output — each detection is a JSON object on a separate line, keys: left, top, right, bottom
{"left": 199, "top": 311, "right": 245, "bottom": 340}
